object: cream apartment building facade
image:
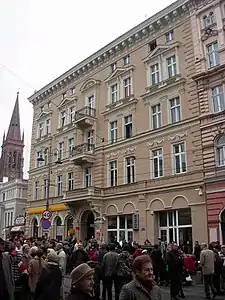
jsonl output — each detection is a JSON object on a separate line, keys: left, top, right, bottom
{"left": 26, "top": 0, "right": 208, "bottom": 247}
{"left": 190, "top": 0, "right": 225, "bottom": 244}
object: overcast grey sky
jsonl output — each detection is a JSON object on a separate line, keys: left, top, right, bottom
{"left": 0, "top": 0, "right": 174, "bottom": 178}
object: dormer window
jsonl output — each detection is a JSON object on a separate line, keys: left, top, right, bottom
{"left": 149, "top": 40, "right": 157, "bottom": 52}
{"left": 62, "top": 92, "right": 67, "bottom": 100}
{"left": 60, "top": 110, "right": 66, "bottom": 127}
{"left": 111, "top": 62, "right": 117, "bottom": 72}
{"left": 203, "top": 12, "right": 214, "bottom": 28}
{"left": 71, "top": 87, "right": 76, "bottom": 95}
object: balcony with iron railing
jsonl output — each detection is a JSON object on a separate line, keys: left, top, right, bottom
{"left": 70, "top": 143, "right": 95, "bottom": 165}
{"left": 74, "top": 106, "right": 97, "bottom": 128}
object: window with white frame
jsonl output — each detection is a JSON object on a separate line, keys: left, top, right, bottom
{"left": 167, "top": 55, "right": 177, "bottom": 78}
{"left": 123, "top": 54, "right": 130, "bottom": 65}
{"left": 68, "top": 138, "right": 74, "bottom": 154}
{"left": 58, "top": 142, "right": 64, "bottom": 159}
{"left": 68, "top": 172, "right": 74, "bottom": 191}
{"left": 165, "top": 30, "right": 174, "bottom": 42}
{"left": 88, "top": 95, "right": 95, "bottom": 108}
{"left": 151, "top": 104, "right": 161, "bottom": 129}
{"left": 216, "top": 135, "right": 225, "bottom": 167}
{"left": 36, "top": 151, "right": 42, "bottom": 168}
{"left": 38, "top": 123, "right": 43, "bottom": 138}
{"left": 110, "top": 84, "right": 118, "bottom": 103}
{"left": 211, "top": 85, "right": 225, "bottom": 113}
{"left": 111, "top": 62, "right": 117, "bottom": 72}
{"left": 203, "top": 12, "right": 214, "bottom": 28}
{"left": 46, "top": 119, "right": 51, "bottom": 134}
{"left": 56, "top": 175, "right": 63, "bottom": 196}
{"left": 124, "top": 115, "right": 132, "bottom": 138}
{"left": 43, "top": 179, "right": 48, "bottom": 199}
{"left": 84, "top": 167, "right": 92, "bottom": 187}
{"left": 40, "top": 106, "right": 44, "bottom": 113}
{"left": 34, "top": 181, "right": 38, "bottom": 200}
{"left": 86, "top": 130, "right": 94, "bottom": 151}
{"left": 207, "top": 41, "right": 219, "bottom": 68}
{"left": 109, "top": 160, "right": 117, "bottom": 186}
{"left": 43, "top": 149, "right": 48, "bottom": 166}
{"left": 60, "top": 110, "right": 66, "bottom": 127}
{"left": 109, "top": 121, "right": 117, "bottom": 144}
{"left": 152, "top": 148, "right": 163, "bottom": 178}
{"left": 173, "top": 142, "right": 187, "bottom": 174}
{"left": 69, "top": 106, "right": 75, "bottom": 123}
{"left": 150, "top": 63, "right": 160, "bottom": 85}
{"left": 123, "top": 77, "right": 132, "bottom": 97}
{"left": 107, "top": 215, "right": 133, "bottom": 242}
{"left": 170, "top": 97, "right": 181, "bottom": 123}
{"left": 159, "top": 209, "right": 192, "bottom": 247}
{"left": 47, "top": 101, "right": 51, "bottom": 109}
{"left": 125, "top": 156, "right": 135, "bottom": 184}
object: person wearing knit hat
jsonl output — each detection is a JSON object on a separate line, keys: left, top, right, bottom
{"left": 67, "top": 263, "right": 95, "bottom": 300}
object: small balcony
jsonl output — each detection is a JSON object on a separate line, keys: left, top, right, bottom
{"left": 70, "top": 143, "right": 95, "bottom": 165}
{"left": 65, "top": 186, "right": 102, "bottom": 203}
{"left": 74, "top": 106, "right": 96, "bottom": 128}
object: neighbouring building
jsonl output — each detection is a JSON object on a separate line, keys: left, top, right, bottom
{"left": 0, "top": 92, "right": 28, "bottom": 238}
{"left": 191, "top": 0, "right": 225, "bottom": 244}
{"left": 26, "top": 0, "right": 208, "bottom": 248}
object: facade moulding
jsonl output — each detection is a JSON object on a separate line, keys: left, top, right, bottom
{"left": 28, "top": 0, "right": 189, "bottom": 105}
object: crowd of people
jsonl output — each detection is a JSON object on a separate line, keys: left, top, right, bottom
{"left": 0, "top": 234, "right": 225, "bottom": 300}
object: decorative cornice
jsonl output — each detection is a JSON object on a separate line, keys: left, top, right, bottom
{"left": 36, "top": 111, "right": 52, "bottom": 121}
{"left": 106, "top": 147, "right": 136, "bottom": 159}
{"left": 104, "top": 66, "right": 135, "bottom": 83}
{"left": 147, "top": 138, "right": 164, "bottom": 147}
{"left": 28, "top": 0, "right": 189, "bottom": 105}
{"left": 143, "top": 42, "right": 180, "bottom": 63}
{"left": 168, "top": 131, "right": 188, "bottom": 141}
{"left": 57, "top": 96, "right": 77, "bottom": 110}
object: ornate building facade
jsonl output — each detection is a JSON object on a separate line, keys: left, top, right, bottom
{"left": 26, "top": 0, "right": 208, "bottom": 247}
{"left": 191, "top": 0, "right": 225, "bottom": 244}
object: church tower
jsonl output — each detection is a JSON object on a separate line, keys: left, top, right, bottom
{"left": 0, "top": 92, "right": 24, "bottom": 182}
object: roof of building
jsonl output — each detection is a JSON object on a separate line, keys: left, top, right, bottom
{"left": 28, "top": 0, "right": 190, "bottom": 104}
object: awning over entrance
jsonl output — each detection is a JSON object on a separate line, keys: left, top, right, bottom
{"left": 11, "top": 226, "right": 25, "bottom": 232}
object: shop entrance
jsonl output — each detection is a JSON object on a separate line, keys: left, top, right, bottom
{"left": 81, "top": 210, "right": 95, "bottom": 241}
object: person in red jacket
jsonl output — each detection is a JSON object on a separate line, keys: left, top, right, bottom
{"left": 133, "top": 245, "right": 142, "bottom": 258}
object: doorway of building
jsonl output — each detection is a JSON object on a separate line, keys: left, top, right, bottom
{"left": 32, "top": 218, "right": 38, "bottom": 238}
{"left": 81, "top": 210, "right": 95, "bottom": 241}
{"left": 221, "top": 209, "right": 225, "bottom": 244}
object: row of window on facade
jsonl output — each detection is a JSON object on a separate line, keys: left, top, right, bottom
{"left": 107, "top": 208, "right": 192, "bottom": 248}
{"left": 0, "top": 188, "right": 26, "bottom": 202}
{"left": 34, "top": 142, "right": 187, "bottom": 199}
{"left": 38, "top": 29, "right": 176, "bottom": 114}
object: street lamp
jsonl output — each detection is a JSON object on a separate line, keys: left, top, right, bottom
{"left": 37, "top": 146, "right": 62, "bottom": 211}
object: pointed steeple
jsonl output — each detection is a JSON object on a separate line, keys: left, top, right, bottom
{"left": 6, "top": 91, "right": 21, "bottom": 141}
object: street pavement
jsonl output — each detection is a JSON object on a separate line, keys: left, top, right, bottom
{"left": 64, "top": 276, "right": 225, "bottom": 299}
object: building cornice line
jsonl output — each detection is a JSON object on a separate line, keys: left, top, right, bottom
{"left": 28, "top": 0, "right": 189, "bottom": 105}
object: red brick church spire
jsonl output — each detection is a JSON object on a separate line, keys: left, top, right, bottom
{"left": 0, "top": 91, "right": 24, "bottom": 182}
{"left": 6, "top": 91, "right": 21, "bottom": 141}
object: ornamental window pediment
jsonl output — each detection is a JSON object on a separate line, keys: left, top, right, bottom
{"left": 57, "top": 97, "right": 76, "bottom": 110}
{"left": 104, "top": 66, "right": 135, "bottom": 83}
{"left": 36, "top": 111, "right": 52, "bottom": 121}
{"left": 80, "top": 78, "right": 101, "bottom": 93}
{"left": 143, "top": 42, "right": 180, "bottom": 64}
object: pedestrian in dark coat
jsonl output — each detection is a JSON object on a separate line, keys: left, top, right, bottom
{"left": 119, "top": 255, "right": 161, "bottom": 300}
{"left": 0, "top": 238, "right": 15, "bottom": 300}
{"left": 67, "top": 263, "right": 95, "bottom": 300}
{"left": 34, "top": 252, "right": 62, "bottom": 300}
